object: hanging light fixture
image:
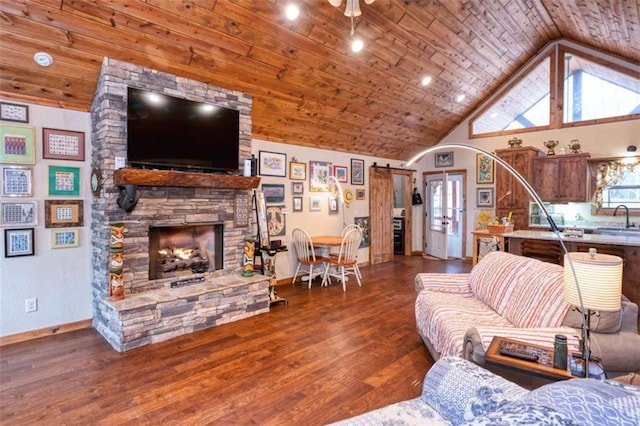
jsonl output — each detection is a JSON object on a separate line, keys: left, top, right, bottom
{"left": 328, "top": 0, "right": 375, "bottom": 35}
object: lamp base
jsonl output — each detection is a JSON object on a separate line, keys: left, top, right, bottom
{"left": 569, "top": 353, "right": 606, "bottom": 379}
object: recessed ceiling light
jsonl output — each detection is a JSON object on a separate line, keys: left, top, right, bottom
{"left": 490, "top": 112, "right": 498, "bottom": 118}
{"left": 456, "top": 94, "right": 466, "bottom": 103}
{"left": 421, "top": 76, "right": 432, "bottom": 86}
{"left": 285, "top": 3, "right": 300, "bottom": 21}
{"left": 33, "top": 52, "right": 53, "bottom": 67}
{"left": 351, "top": 38, "right": 364, "bottom": 53}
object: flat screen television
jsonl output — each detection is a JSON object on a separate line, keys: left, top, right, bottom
{"left": 127, "top": 87, "right": 240, "bottom": 172}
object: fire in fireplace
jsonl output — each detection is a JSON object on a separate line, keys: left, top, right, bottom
{"left": 148, "top": 223, "right": 223, "bottom": 280}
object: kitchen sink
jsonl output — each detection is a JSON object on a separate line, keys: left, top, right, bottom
{"left": 594, "top": 227, "right": 640, "bottom": 237}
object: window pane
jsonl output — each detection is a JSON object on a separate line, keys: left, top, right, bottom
{"left": 601, "top": 164, "right": 640, "bottom": 209}
{"left": 563, "top": 54, "right": 640, "bottom": 123}
{"left": 471, "top": 58, "right": 550, "bottom": 134}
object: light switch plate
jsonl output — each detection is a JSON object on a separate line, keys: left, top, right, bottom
{"left": 115, "top": 157, "right": 126, "bottom": 169}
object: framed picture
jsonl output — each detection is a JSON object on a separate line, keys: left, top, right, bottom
{"left": 43, "top": 128, "right": 85, "bottom": 161}
{"left": 259, "top": 150, "right": 287, "bottom": 177}
{"left": 477, "top": 188, "right": 494, "bottom": 207}
{"left": 51, "top": 229, "right": 80, "bottom": 249}
{"left": 354, "top": 217, "right": 370, "bottom": 248}
{"left": 435, "top": 152, "right": 454, "bottom": 168}
{"left": 476, "top": 154, "right": 495, "bottom": 184}
{"left": 45, "top": 199, "right": 84, "bottom": 228}
{"left": 1, "top": 201, "right": 37, "bottom": 226}
{"left": 0, "top": 102, "right": 29, "bottom": 123}
{"left": 289, "top": 161, "right": 306, "bottom": 180}
{"left": 328, "top": 196, "right": 339, "bottom": 214}
{"left": 309, "top": 161, "right": 331, "bottom": 192}
{"left": 0, "top": 124, "right": 35, "bottom": 164}
{"left": 234, "top": 191, "right": 251, "bottom": 227}
{"left": 309, "top": 196, "right": 321, "bottom": 212}
{"left": 292, "top": 196, "right": 303, "bottom": 212}
{"left": 356, "top": 189, "right": 366, "bottom": 200}
{"left": 333, "top": 165, "right": 348, "bottom": 183}
{"left": 48, "top": 165, "right": 81, "bottom": 196}
{"left": 4, "top": 228, "right": 34, "bottom": 257}
{"left": 351, "top": 158, "right": 365, "bottom": 185}
{"left": 262, "top": 184, "right": 285, "bottom": 203}
{"left": 2, "top": 166, "right": 33, "bottom": 197}
{"left": 266, "top": 205, "right": 286, "bottom": 237}
{"left": 291, "top": 181, "right": 304, "bottom": 195}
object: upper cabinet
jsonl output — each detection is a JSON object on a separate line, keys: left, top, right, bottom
{"left": 533, "top": 153, "right": 590, "bottom": 203}
{"left": 495, "top": 147, "right": 541, "bottom": 231}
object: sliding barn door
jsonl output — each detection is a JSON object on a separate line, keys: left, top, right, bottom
{"left": 369, "top": 167, "right": 393, "bottom": 264}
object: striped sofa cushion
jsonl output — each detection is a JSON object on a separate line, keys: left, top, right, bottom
{"left": 503, "top": 259, "right": 571, "bottom": 328}
{"left": 415, "top": 291, "right": 513, "bottom": 357}
{"left": 469, "top": 251, "right": 534, "bottom": 315}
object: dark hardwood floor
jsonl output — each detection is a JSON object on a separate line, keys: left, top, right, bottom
{"left": 0, "top": 256, "right": 471, "bottom": 425}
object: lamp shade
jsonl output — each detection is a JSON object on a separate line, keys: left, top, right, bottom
{"left": 563, "top": 252, "right": 623, "bottom": 311}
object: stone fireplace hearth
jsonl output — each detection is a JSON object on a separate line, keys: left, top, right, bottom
{"left": 90, "top": 58, "right": 268, "bottom": 352}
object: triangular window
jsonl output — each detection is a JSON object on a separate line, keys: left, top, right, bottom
{"left": 469, "top": 41, "right": 639, "bottom": 138}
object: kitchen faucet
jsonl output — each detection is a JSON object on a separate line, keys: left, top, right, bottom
{"left": 613, "top": 204, "right": 631, "bottom": 228}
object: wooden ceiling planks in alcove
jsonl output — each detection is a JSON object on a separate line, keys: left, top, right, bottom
{"left": 0, "top": 0, "right": 637, "bottom": 161}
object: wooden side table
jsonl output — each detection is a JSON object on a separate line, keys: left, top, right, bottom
{"left": 485, "top": 337, "right": 574, "bottom": 388}
{"left": 471, "top": 230, "right": 508, "bottom": 265}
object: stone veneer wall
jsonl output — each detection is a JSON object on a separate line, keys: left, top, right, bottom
{"left": 90, "top": 58, "right": 268, "bottom": 351}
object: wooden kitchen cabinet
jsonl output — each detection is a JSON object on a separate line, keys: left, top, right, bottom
{"left": 533, "top": 153, "right": 590, "bottom": 202}
{"left": 495, "top": 147, "right": 541, "bottom": 231}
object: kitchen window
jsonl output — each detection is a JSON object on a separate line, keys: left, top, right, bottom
{"left": 594, "top": 158, "right": 640, "bottom": 212}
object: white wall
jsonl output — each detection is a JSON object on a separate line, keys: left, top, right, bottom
{"left": 410, "top": 118, "right": 640, "bottom": 256}
{"left": 0, "top": 101, "right": 93, "bottom": 337}
{"left": 251, "top": 139, "right": 405, "bottom": 279}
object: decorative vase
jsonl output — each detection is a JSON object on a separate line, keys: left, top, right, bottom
{"left": 568, "top": 139, "right": 581, "bottom": 154}
{"left": 508, "top": 137, "right": 523, "bottom": 148}
{"left": 242, "top": 238, "right": 255, "bottom": 277}
{"left": 543, "top": 140, "right": 559, "bottom": 155}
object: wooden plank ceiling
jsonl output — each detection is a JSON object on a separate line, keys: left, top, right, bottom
{"left": 0, "top": 0, "right": 638, "bottom": 161}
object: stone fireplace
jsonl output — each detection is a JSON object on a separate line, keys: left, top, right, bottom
{"left": 90, "top": 58, "right": 269, "bottom": 352}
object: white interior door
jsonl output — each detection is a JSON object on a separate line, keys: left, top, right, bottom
{"left": 425, "top": 174, "right": 448, "bottom": 259}
{"left": 446, "top": 174, "right": 464, "bottom": 258}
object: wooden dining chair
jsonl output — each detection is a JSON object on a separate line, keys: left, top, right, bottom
{"left": 322, "top": 227, "right": 363, "bottom": 291}
{"left": 291, "top": 228, "right": 328, "bottom": 288}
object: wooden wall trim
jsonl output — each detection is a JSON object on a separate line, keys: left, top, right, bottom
{"left": 0, "top": 319, "right": 92, "bottom": 347}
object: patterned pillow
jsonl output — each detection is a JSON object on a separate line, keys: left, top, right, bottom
{"left": 524, "top": 379, "right": 640, "bottom": 426}
{"left": 461, "top": 401, "right": 576, "bottom": 425}
{"left": 421, "top": 356, "right": 528, "bottom": 425}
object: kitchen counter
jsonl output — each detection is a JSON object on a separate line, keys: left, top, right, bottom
{"left": 504, "top": 230, "right": 640, "bottom": 247}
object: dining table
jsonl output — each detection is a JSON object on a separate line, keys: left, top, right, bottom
{"left": 311, "top": 235, "right": 343, "bottom": 256}
{"left": 310, "top": 235, "right": 346, "bottom": 284}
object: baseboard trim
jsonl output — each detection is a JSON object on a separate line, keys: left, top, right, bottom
{"left": 0, "top": 319, "right": 93, "bottom": 347}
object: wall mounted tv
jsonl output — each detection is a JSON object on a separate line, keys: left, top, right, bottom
{"left": 127, "top": 87, "right": 240, "bottom": 172}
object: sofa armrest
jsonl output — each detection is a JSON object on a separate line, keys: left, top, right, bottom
{"left": 463, "top": 326, "right": 581, "bottom": 366}
{"left": 590, "top": 331, "right": 640, "bottom": 375}
{"left": 415, "top": 273, "right": 472, "bottom": 293}
{"left": 422, "top": 356, "right": 528, "bottom": 425}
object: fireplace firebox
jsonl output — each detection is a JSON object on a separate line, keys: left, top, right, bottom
{"left": 148, "top": 224, "right": 223, "bottom": 280}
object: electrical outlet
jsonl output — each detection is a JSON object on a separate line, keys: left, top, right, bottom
{"left": 115, "top": 156, "right": 126, "bottom": 169}
{"left": 25, "top": 298, "right": 37, "bottom": 313}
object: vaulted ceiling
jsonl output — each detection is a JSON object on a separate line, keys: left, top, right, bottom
{"left": 1, "top": 0, "right": 638, "bottom": 160}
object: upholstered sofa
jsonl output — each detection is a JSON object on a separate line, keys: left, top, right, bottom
{"left": 414, "top": 251, "right": 640, "bottom": 377}
{"left": 331, "top": 356, "right": 640, "bottom": 425}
